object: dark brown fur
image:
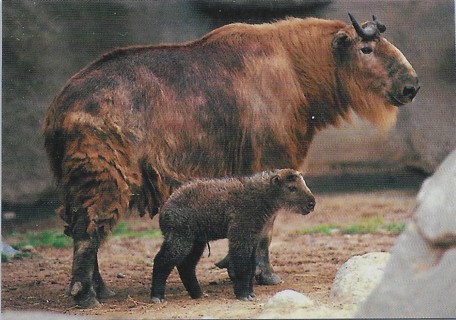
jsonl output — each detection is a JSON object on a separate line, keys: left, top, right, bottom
{"left": 43, "top": 16, "right": 419, "bottom": 307}
{"left": 151, "top": 169, "right": 315, "bottom": 301}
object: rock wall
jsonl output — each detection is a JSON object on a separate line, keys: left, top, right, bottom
{"left": 357, "top": 149, "right": 456, "bottom": 318}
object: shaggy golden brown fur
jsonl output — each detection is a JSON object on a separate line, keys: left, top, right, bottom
{"left": 43, "top": 15, "right": 418, "bottom": 307}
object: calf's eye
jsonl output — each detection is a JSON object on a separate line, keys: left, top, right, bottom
{"left": 361, "top": 47, "right": 373, "bottom": 54}
{"left": 288, "top": 186, "right": 297, "bottom": 192}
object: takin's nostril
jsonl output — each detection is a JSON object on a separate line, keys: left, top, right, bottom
{"left": 403, "top": 85, "right": 419, "bottom": 100}
{"left": 307, "top": 200, "right": 316, "bottom": 211}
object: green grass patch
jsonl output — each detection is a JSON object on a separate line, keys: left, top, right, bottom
{"left": 341, "top": 217, "right": 384, "bottom": 234}
{"left": 3, "top": 220, "right": 160, "bottom": 259}
{"left": 296, "top": 217, "right": 406, "bottom": 236}
{"left": 6, "top": 222, "right": 160, "bottom": 252}
{"left": 297, "top": 224, "right": 339, "bottom": 235}
{"left": 384, "top": 222, "right": 406, "bottom": 234}
{"left": 110, "top": 221, "right": 161, "bottom": 239}
{"left": 2, "top": 253, "right": 9, "bottom": 262}
{"left": 14, "top": 229, "right": 72, "bottom": 249}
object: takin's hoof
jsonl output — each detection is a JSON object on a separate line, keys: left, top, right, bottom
{"left": 69, "top": 281, "right": 101, "bottom": 309}
{"left": 255, "top": 272, "right": 283, "bottom": 285}
{"left": 96, "top": 285, "right": 116, "bottom": 299}
{"left": 74, "top": 290, "right": 101, "bottom": 309}
{"left": 74, "top": 296, "right": 101, "bottom": 309}
{"left": 215, "top": 256, "right": 229, "bottom": 269}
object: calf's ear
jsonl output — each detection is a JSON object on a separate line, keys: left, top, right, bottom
{"left": 270, "top": 175, "right": 281, "bottom": 186}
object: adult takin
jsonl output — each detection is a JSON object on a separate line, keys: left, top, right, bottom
{"left": 43, "top": 13, "right": 419, "bottom": 307}
{"left": 151, "top": 169, "right": 316, "bottom": 302}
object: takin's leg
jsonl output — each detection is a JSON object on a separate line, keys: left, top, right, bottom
{"left": 59, "top": 121, "right": 136, "bottom": 308}
{"left": 151, "top": 234, "right": 195, "bottom": 303}
{"left": 93, "top": 253, "right": 116, "bottom": 299}
{"left": 176, "top": 241, "right": 206, "bottom": 299}
{"left": 67, "top": 214, "right": 105, "bottom": 308}
{"left": 217, "top": 216, "right": 282, "bottom": 286}
{"left": 228, "top": 235, "right": 257, "bottom": 301}
{"left": 255, "top": 227, "right": 282, "bottom": 285}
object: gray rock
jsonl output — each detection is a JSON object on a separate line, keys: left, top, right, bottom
{"left": 265, "top": 289, "right": 314, "bottom": 309}
{"left": 357, "top": 149, "right": 456, "bottom": 318}
{"left": 330, "top": 252, "right": 390, "bottom": 305}
{"left": 1, "top": 241, "right": 20, "bottom": 258}
{"left": 415, "top": 150, "right": 456, "bottom": 246}
{"left": 257, "top": 289, "right": 355, "bottom": 319}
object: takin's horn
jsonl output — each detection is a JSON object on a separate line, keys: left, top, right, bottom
{"left": 372, "top": 15, "right": 386, "bottom": 33}
{"left": 348, "top": 13, "right": 381, "bottom": 40}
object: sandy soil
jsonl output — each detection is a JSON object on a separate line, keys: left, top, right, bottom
{"left": 2, "top": 191, "right": 416, "bottom": 319}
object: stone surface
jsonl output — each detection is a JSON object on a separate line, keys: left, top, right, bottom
{"left": 329, "top": 252, "right": 390, "bottom": 305}
{"left": 265, "top": 289, "right": 314, "bottom": 309}
{"left": 257, "top": 290, "right": 355, "bottom": 319}
{"left": 257, "top": 253, "right": 391, "bottom": 318}
{"left": 357, "top": 149, "right": 456, "bottom": 318}
{"left": 415, "top": 150, "right": 456, "bottom": 245}
{"left": 1, "top": 241, "right": 20, "bottom": 258}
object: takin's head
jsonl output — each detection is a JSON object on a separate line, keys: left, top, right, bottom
{"left": 332, "top": 13, "right": 420, "bottom": 128}
{"left": 270, "top": 169, "right": 316, "bottom": 215}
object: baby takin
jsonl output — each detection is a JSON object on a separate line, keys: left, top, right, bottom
{"left": 150, "top": 169, "right": 316, "bottom": 302}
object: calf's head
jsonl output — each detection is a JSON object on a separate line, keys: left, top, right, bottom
{"left": 332, "top": 13, "right": 420, "bottom": 128}
{"left": 271, "top": 169, "right": 315, "bottom": 215}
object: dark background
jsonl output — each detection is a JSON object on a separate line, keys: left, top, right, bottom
{"left": 2, "top": 0, "right": 455, "bottom": 212}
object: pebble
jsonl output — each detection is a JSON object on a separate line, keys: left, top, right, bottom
{"left": 22, "top": 245, "right": 37, "bottom": 253}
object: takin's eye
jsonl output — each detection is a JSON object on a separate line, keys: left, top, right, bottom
{"left": 360, "top": 46, "right": 373, "bottom": 55}
{"left": 288, "top": 186, "right": 297, "bottom": 192}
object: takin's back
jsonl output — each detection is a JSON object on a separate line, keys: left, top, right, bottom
{"left": 44, "top": 18, "right": 346, "bottom": 184}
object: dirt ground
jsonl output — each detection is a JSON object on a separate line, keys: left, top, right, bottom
{"left": 2, "top": 190, "right": 417, "bottom": 319}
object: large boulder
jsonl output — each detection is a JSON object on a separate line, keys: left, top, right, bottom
{"left": 330, "top": 252, "right": 390, "bottom": 305}
{"left": 357, "top": 149, "right": 456, "bottom": 318}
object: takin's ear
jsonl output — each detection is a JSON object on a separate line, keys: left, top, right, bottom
{"left": 332, "top": 30, "right": 353, "bottom": 51}
{"left": 270, "top": 175, "right": 281, "bottom": 186}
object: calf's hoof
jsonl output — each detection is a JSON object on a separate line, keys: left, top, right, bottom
{"left": 255, "top": 272, "right": 282, "bottom": 285}
{"left": 151, "top": 297, "right": 165, "bottom": 304}
{"left": 190, "top": 291, "right": 204, "bottom": 299}
{"left": 237, "top": 292, "right": 256, "bottom": 301}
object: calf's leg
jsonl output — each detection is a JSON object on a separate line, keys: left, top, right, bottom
{"left": 255, "top": 228, "right": 282, "bottom": 285}
{"left": 217, "top": 217, "right": 281, "bottom": 285}
{"left": 177, "top": 241, "right": 205, "bottom": 299}
{"left": 229, "top": 236, "right": 257, "bottom": 301}
{"left": 151, "top": 235, "right": 194, "bottom": 302}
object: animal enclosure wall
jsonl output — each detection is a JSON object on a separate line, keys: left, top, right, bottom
{"left": 2, "top": 0, "right": 455, "bottom": 204}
